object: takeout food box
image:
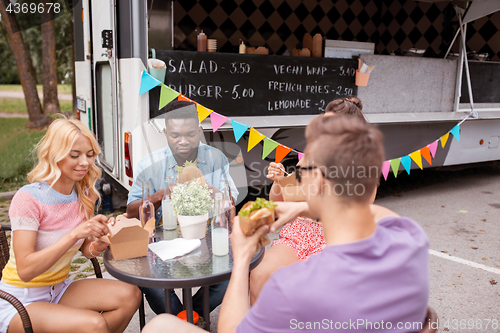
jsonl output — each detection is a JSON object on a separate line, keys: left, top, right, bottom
{"left": 279, "top": 173, "right": 306, "bottom": 202}
{"left": 100, "top": 215, "right": 155, "bottom": 260}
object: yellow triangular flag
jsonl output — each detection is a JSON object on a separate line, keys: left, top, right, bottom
{"left": 409, "top": 150, "right": 423, "bottom": 170}
{"left": 440, "top": 132, "right": 449, "bottom": 148}
{"left": 196, "top": 104, "right": 212, "bottom": 123}
{"left": 247, "top": 127, "right": 265, "bottom": 152}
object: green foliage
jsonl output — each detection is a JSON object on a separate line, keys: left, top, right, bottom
{"left": 171, "top": 180, "right": 214, "bottom": 216}
{"left": 0, "top": 118, "right": 46, "bottom": 191}
{"left": 0, "top": 3, "right": 73, "bottom": 85}
{"left": 0, "top": 21, "right": 20, "bottom": 84}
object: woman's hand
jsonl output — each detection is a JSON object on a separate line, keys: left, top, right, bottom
{"left": 231, "top": 216, "right": 269, "bottom": 264}
{"left": 266, "top": 162, "right": 287, "bottom": 183}
{"left": 70, "top": 214, "right": 110, "bottom": 240}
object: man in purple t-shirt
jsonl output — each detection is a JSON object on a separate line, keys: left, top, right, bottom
{"left": 142, "top": 115, "right": 430, "bottom": 333}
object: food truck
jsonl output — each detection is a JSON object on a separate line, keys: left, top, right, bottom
{"left": 73, "top": 0, "right": 500, "bottom": 204}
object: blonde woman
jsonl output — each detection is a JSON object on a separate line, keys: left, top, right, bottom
{"left": 0, "top": 117, "right": 141, "bottom": 333}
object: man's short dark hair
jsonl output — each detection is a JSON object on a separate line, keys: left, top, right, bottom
{"left": 163, "top": 100, "right": 198, "bottom": 124}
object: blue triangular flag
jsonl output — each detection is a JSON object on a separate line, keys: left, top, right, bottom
{"left": 450, "top": 125, "right": 460, "bottom": 142}
{"left": 400, "top": 155, "right": 412, "bottom": 175}
{"left": 139, "top": 70, "right": 161, "bottom": 95}
{"left": 231, "top": 119, "right": 249, "bottom": 142}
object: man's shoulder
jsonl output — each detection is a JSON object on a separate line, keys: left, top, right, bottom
{"left": 378, "top": 215, "right": 429, "bottom": 244}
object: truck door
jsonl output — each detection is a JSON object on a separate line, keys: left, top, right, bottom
{"left": 91, "top": 0, "right": 119, "bottom": 177}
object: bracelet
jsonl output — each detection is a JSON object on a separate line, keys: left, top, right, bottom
{"left": 89, "top": 240, "right": 103, "bottom": 258}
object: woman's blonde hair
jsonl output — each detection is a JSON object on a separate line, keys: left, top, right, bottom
{"left": 28, "top": 116, "right": 102, "bottom": 220}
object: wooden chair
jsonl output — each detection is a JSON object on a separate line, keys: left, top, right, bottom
{"left": 0, "top": 224, "right": 103, "bottom": 333}
{"left": 418, "top": 307, "right": 438, "bottom": 333}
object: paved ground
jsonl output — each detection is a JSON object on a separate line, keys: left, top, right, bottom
{"left": 2, "top": 163, "right": 500, "bottom": 332}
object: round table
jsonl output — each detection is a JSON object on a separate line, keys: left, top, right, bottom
{"left": 103, "top": 228, "right": 265, "bottom": 330}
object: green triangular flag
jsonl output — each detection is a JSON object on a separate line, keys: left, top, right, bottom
{"left": 159, "top": 84, "right": 180, "bottom": 110}
{"left": 262, "top": 137, "right": 279, "bottom": 159}
{"left": 390, "top": 159, "right": 401, "bottom": 178}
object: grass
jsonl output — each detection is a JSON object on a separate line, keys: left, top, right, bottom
{"left": 0, "top": 84, "right": 72, "bottom": 94}
{"left": 0, "top": 118, "right": 46, "bottom": 191}
{"left": 0, "top": 97, "right": 73, "bottom": 114}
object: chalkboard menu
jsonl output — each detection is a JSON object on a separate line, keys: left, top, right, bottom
{"left": 150, "top": 50, "right": 358, "bottom": 118}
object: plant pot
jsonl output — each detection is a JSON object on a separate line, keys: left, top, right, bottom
{"left": 178, "top": 213, "right": 209, "bottom": 239}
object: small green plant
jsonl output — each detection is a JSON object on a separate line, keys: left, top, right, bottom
{"left": 171, "top": 179, "right": 213, "bottom": 216}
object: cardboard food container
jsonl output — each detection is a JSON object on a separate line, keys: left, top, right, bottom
{"left": 279, "top": 173, "right": 306, "bottom": 202}
{"left": 100, "top": 215, "right": 155, "bottom": 260}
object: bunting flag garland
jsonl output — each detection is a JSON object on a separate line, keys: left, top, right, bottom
{"left": 209, "top": 112, "right": 228, "bottom": 132}
{"left": 231, "top": 120, "right": 249, "bottom": 143}
{"left": 247, "top": 127, "right": 266, "bottom": 152}
{"left": 440, "top": 132, "right": 450, "bottom": 148}
{"left": 159, "top": 84, "right": 179, "bottom": 109}
{"left": 400, "top": 155, "right": 412, "bottom": 175}
{"left": 382, "top": 161, "right": 390, "bottom": 181}
{"left": 178, "top": 94, "right": 195, "bottom": 103}
{"left": 139, "top": 70, "right": 161, "bottom": 95}
{"left": 428, "top": 141, "right": 438, "bottom": 158}
{"left": 262, "top": 138, "right": 279, "bottom": 159}
{"left": 196, "top": 104, "right": 213, "bottom": 123}
{"left": 409, "top": 151, "right": 423, "bottom": 170}
{"left": 450, "top": 125, "right": 460, "bottom": 142}
{"left": 138, "top": 69, "right": 469, "bottom": 182}
{"left": 390, "top": 159, "right": 401, "bottom": 178}
{"left": 275, "top": 144, "right": 293, "bottom": 163}
{"left": 420, "top": 146, "right": 432, "bottom": 166}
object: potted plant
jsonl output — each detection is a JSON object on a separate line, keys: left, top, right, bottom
{"left": 171, "top": 179, "right": 214, "bottom": 239}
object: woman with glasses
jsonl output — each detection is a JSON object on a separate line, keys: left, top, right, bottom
{"left": 250, "top": 96, "right": 371, "bottom": 304}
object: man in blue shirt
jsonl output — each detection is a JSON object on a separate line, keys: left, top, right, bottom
{"left": 127, "top": 100, "right": 238, "bottom": 317}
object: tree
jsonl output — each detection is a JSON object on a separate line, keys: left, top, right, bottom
{"left": 41, "top": 0, "right": 60, "bottom": 115}
{"left": 0, "top": 0, "right": 50, "bottom": 128}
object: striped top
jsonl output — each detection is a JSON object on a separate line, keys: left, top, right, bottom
{"left": 2, "top": 182, "right": 85, "bottom": 288}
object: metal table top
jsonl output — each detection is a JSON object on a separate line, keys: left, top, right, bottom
{"left": 103, "top": 227, "right": 265, "bottom": 289}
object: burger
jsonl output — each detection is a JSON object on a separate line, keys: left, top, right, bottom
{"left": 238, "top": 198, "right": 277, "bottom": 247}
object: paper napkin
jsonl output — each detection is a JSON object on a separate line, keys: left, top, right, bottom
{"left": 148, "top": 238, "right": 201, "bottom": 261}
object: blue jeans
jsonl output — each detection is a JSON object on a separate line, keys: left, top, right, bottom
{"left": 141, "top": 280, "right": 229, "bottom": 316}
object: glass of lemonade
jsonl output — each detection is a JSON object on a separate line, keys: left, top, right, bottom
{"left": 211, "top": 193, "right": 229, "bottom": 256}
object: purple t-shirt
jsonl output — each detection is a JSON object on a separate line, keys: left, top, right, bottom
{"left": 238, "top": 216, "right": 429, "bottom": 333}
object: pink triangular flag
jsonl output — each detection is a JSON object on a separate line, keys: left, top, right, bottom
{"left": 209, "top": 112, "right": 228, "bottom": 132}
{"left": 382, "top": 160, "right": 390, "bottom": 181}
{"left": 428, "top": 141, "right": 438, "bottom": 158}
{"left": 298, "top": 152, "right": 304, "bottom": 161}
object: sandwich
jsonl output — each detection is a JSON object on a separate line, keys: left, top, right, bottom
{"left": 238, "top": 198, "right": 277, "bottom": 247}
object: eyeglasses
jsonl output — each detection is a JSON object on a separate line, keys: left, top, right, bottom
{"left": 295, "top": 166, "right": 328, "bottom": 183}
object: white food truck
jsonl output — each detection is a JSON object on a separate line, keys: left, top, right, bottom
{"left": 73, "top": 0, "right": 500, "bottom": 205}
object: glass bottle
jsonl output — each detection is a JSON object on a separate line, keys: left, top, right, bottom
{"left": 162, "top": 176, "right": 177, "bottom": 230}
{"left": 211, "top": 193, "right": 229, "bottom": 256}
{"left": 140, "top": 181, "right": 155, "bottom": 241}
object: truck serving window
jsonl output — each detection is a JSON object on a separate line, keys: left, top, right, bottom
{"left": 95, "top": 62, "right": 115, "bottom": 170}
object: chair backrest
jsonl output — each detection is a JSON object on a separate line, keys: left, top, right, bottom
{"left": 418, "top": 307, "right": 438, "bottom": 333}
{"left": 0, "top": 225, "right": 11, "bottom": 279}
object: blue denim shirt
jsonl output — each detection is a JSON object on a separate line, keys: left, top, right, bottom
{"left": 127, "top": 142, "right": 238, "bottom": 224}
